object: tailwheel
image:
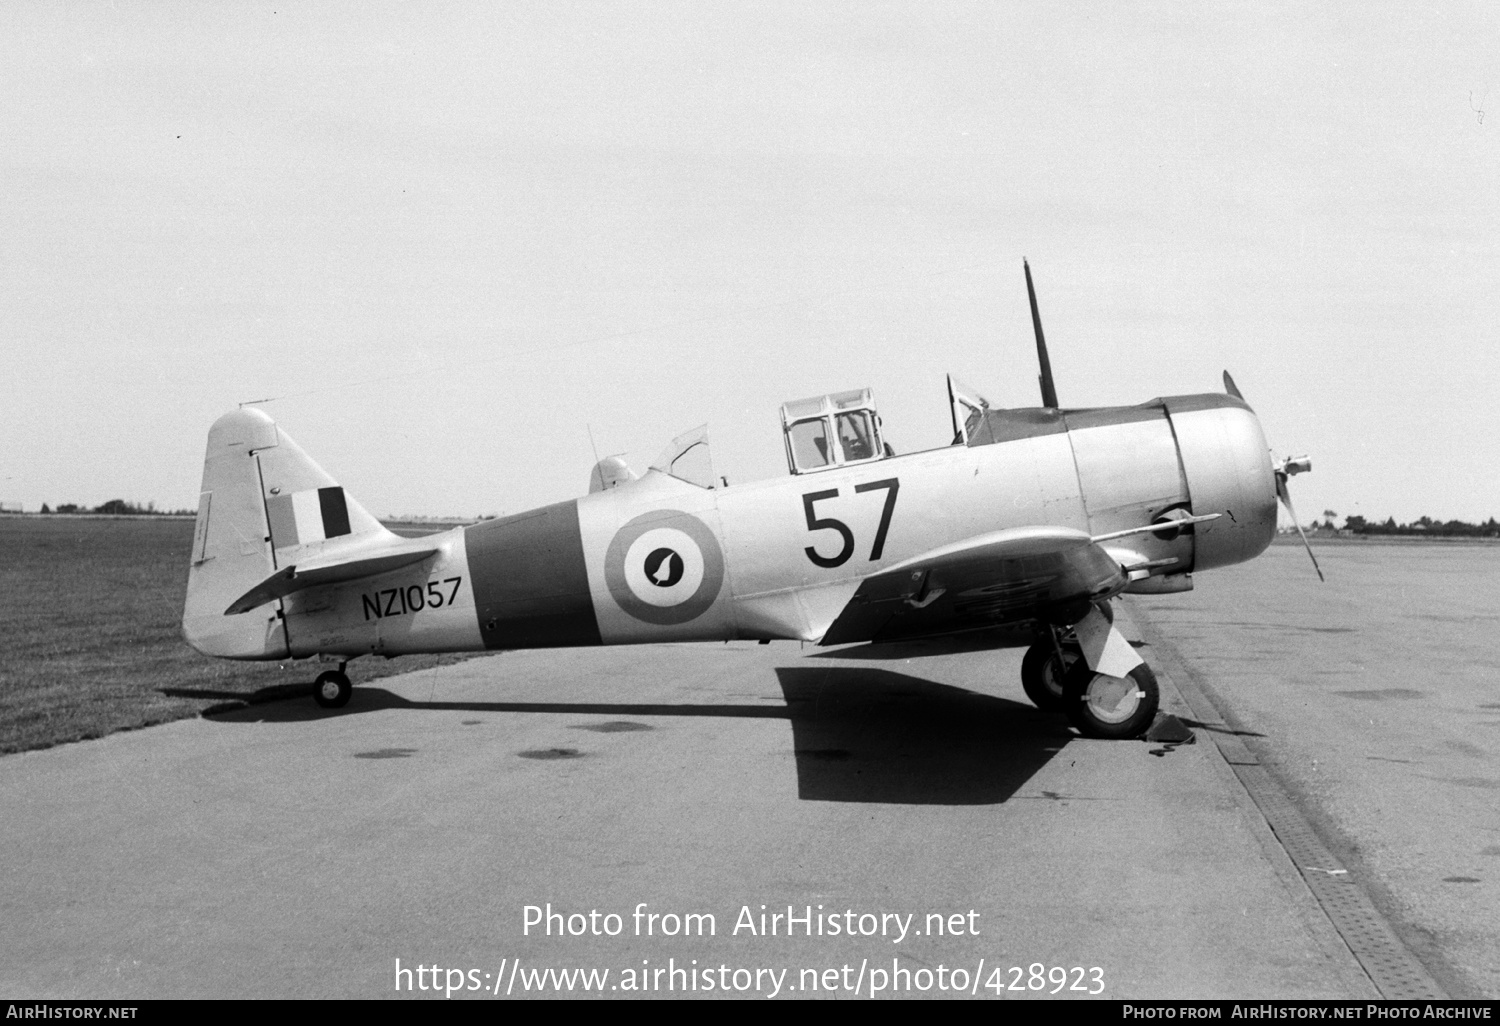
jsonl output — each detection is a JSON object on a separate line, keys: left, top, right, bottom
{"left": 1020, "top": 634, "right": 1081, "bottom": 713}
{"left": 313, "top": 670, "right": 352, "bottom": 709}
{"left": 1062, "top": 660, "right": 1159, "bottom": 739}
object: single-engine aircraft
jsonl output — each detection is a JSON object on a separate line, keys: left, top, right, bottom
{"left": 183, "top": 263, "right": 1317, "bottom": 739}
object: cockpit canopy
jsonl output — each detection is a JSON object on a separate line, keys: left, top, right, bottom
{"left": 780, "top": 388, "right": 887, "bottom": 475}
{"left": 650, "top": 424, "right": 715, "bottom": 488}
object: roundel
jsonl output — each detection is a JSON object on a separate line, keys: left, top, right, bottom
{"left": 604, "top": 510, "right": 725, "bottom": 625}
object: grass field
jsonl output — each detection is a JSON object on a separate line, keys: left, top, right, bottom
{"left": 0, "top": 516, "right": 483, "bottom": 756}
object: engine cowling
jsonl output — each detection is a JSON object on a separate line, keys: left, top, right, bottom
{"left": 1163, "top": 393, "right": 1278, "bottom": 572}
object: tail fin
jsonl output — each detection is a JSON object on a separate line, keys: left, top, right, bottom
{"left": 182, "top": 408, "right": 392, "bottom": 659}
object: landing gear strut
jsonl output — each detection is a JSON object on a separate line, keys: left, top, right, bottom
{"left": 313, "top": 665, "right": 352, "bottom": 709}
{"left": 1020, "top": 629, "right": 1081, "bottom": 713}
{"left": 1022, "top": 603, "right": 1160, "bottom": 739}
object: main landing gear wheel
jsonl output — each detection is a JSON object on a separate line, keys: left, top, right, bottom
{"left": 313, "top": 670, "right": 352, "bottom": 709}
{"left": 1061, "top": 660, "right": 1159, "bottom": 739}
{"left": 1020, "top": 638, "right": 1082, "bottom": 713}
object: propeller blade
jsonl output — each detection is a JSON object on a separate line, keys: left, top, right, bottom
{"left": 1024, "top": 259, "right": 1059, "bottom": 408}
{"left": 1227, "top": 373, "right": 1322, "bottom": 583}
{"left": 1275, "top": 471, "right": 1325, "bottom": 582}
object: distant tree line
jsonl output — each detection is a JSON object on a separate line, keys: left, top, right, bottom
{"left": 38, "top": 500, "right": 194, "bottom": 516}
{"left": 1334, "top": 514, "right": 1500, "bottom": 538}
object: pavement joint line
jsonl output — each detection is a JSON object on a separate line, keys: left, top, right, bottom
{"left": 1120, "top": 598, "right": 1447, "bottom": 1001}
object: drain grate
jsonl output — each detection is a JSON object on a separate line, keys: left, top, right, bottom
{"left": 1233, "top": 764, "right": 1444, "bottom": 999}
{"left": 1122, "top": 602, "right": 1447, "bottom": 1000}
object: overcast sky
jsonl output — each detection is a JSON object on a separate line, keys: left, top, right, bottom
{"left": 4, "top": 3, "right": 1497, "bottom": 523}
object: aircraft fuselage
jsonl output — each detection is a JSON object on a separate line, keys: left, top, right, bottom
{"left": 186, "top": 392, "right": 1275, "bottom": 662}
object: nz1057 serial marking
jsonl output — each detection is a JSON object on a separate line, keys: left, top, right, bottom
{"left": 182, "top": 263, "right": 1318, "bottom": 738}
{"left": 360, "top": 577, "right": 463, "bottom": 621}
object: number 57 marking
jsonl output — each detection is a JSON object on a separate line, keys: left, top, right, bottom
{"left": 802, "top": 478, "right": 901, "bottom": 569}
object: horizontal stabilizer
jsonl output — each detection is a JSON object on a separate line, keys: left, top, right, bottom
{"left": 225, "top": 549, "right": 438, "bottom": 615}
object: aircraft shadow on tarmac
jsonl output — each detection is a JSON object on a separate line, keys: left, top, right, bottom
{"left": 188, "top": 667, "right": 1074, "bottom": 806}
{"left": 773, "top": 666, "right": 1073, "bottom": 804}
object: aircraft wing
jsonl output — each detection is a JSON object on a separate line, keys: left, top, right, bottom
{"left": 818, "top": 526, "right": 1127, "bottom": 646}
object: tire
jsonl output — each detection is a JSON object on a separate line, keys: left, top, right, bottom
{"left": 1061, "top": 660, "right": 1159, "bottom": 739}
{"left": 313, "top": 670, "right": 352, "bottom": 709}
{"left": 1020, "top": 640, "right": 1081, "bottom": 712}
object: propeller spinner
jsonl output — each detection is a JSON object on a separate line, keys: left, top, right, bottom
{"left": 1224, "top": 371, "right": 1324, "bottom": 582}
